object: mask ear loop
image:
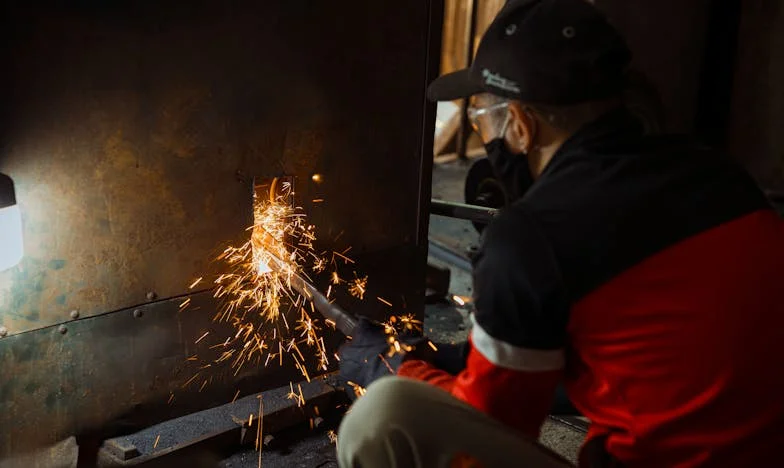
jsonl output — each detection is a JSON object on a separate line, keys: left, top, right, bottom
{"left": 498, "top": 109, "right": 512, "bottom": 141}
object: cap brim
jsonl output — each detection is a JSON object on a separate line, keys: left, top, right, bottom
{"left": 427, "top": 69, "right": 485, "bottom": 102}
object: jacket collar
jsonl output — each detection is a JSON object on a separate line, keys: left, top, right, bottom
{"left": 550, "top": 108, "right": 644, "bottom": 162}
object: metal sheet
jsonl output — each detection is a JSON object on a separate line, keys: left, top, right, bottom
{"left": 0, "top": 244, "right": 427, "bottom": 458}
{"left": 0, "top": 0, "right": 443, "bottom": 457}
{"left": 0, "top": 291, "right": 287, "bottom": 456}
{"left": 0, "top": 0, "right": 439, "bottom": 335}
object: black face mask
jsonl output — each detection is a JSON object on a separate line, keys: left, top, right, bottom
{"left": 484, "top": 138, "right": 534, "bottom": 202}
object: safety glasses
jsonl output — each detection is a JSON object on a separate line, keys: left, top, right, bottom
{"left": 466, "top": 101, "right": 510, "bottom": 143}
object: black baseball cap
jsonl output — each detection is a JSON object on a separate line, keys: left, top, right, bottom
{"left": 427, "top": 0, "right": 631, "bottom": 105}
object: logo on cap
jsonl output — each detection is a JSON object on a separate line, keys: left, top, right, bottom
{"left": 481, "top": 69, "right": 520, "bottom": 94}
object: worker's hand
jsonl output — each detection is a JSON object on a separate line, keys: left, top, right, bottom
{"left": 337, "top": 317, "right": 426, "bottom": 393}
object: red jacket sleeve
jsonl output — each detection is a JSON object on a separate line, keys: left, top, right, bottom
{"left": 401, "top": 205, "right": 569, "bottom": 438}
{"left": 398, "top": 338, "right": 562, "bottom": 439}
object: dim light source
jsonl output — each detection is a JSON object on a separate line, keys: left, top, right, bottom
{"left": 0, "top": 173, "right": 23, "bottom": 271}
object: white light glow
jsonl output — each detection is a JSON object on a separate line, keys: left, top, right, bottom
{"left": 0, "top": 204, "right": 23, "bottom": 271}
{"left": 257, "top": 259, "right": 272, "bottom": 275}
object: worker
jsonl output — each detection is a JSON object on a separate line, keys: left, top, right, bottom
{"left": 337, "top": 0, "right": 784, "bottom": 466}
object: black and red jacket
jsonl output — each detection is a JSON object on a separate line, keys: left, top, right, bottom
{"left": 400, "top": 110, "right": 784, "bottom": 467}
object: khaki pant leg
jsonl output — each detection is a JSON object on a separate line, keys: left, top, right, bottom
{"left": 337, "top": 376, "right": 573, "bottom": 468}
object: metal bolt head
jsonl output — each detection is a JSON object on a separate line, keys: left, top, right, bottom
{"left": 133, "top": 309, "right": 143, "bottom": 318}
{"left": 58, "top": 325, "right": 68, "bottom": 335}
{"left": 70, "top": 309, "right": 80, "bottom": 319}
{"left": 0, "top": 326, "right": 7, "bottom": 338}
{"left": 146, "top": 291, "right": 157, "bottom": 301}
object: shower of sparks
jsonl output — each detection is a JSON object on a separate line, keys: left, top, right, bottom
{"left": 286, "top": 382, "right": 306, "bottom": 407}
{"left": 179, "top": 178, "right": 368, "bottom": 386}
{"left": 180, "top": 177, "right": 428, "bottom": 401}
{"left": 312, "top": 258, "right": 327, "bottom": 274}
{"left": 348, "top": 275, "right": 368, "bottom": 300}
{"left": 347, "top": 381, "right": 366, "bottom": 398}
{"left": 380, "top": 313, "right": 424, "bottom": 358}
{"left": 396, "top": 314, "right": 422, "bottom": 333}
{"left": 327, "top": 430, "right": 338, "bottom": 445}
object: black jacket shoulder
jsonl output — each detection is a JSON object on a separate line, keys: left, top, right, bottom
{"left": 518, "top": 110, "right": 770, "bottom": 301}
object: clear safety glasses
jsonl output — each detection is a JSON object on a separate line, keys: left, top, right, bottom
{"left": 466, "top": 101, "right": 511, "bottom": 143}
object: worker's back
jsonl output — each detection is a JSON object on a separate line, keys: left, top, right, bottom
{"left": 522, "top": 109, "right": 784, "bottom": 467}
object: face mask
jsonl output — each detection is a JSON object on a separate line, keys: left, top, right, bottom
{"left": 483, "top": 137, "right": 534, "bottom": 202}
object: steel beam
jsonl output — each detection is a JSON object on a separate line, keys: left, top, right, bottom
{"left": 430, "top": 199, "right": 498, "bottom": 224}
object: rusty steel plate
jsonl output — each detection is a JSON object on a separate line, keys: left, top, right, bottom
{"left": 0, "top": 243, "right": 429, "bottom": 458}
{"left": 0, "top": 0, "right": 442, "bottom": 457}
{"left": 0, "top": 0, "right": 439, "bottom": 335}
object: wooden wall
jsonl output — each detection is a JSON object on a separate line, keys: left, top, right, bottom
{"left": 440, "top": 0, "right": 504, "bottom": 76}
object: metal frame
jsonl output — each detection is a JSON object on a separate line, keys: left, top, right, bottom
{"left": 430, "top": 199, "right": 498, "bottom": 224}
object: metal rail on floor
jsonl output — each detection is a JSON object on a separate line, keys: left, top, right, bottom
{"left": 98, "top": 376, "right": 348, "bottom": 466}
{"left": 428, "top": 237, "right": 473, "bottom": 272}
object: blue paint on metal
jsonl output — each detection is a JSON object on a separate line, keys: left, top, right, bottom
{"left": 3, "top": 257, "right": 48, "bottom": 321}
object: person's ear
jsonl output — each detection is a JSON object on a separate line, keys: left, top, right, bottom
{"left": 507, "top": 102, "right": 536, "bottom": 153}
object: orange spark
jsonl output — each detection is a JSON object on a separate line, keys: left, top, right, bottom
{"left": 348, "top": 275, "right": 368, "bottom": 299}
{"left": 186, "top": 177, "right": 367, "bottom": 392}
